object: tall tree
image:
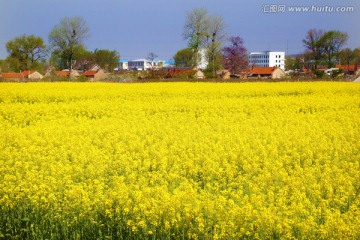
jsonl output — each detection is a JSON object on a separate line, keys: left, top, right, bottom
{"left": 174, "top": 48, "right": 196, "bottom": 68}
{"left": 302, "top": 29, "right": 325, "bottom": 69}
{"left": 322, "top": 30, "right": 348, "bottom": 68}
{"left": 222, "top": 36, "right": 248, "bottom": 74}
{"left": 6, "top": 34, "right": 47, "bottom": 71}
{"left": 205, "top": 14, "right": 226, "bottom": 75}
{"left": 183, "top": 8, "right": 209, "bottom": 69}
{"left": 49, "top": 16, "right": 90, "bottom": 71}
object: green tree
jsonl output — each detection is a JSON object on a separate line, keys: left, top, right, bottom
{"left": 73, "top": 48, "right": 95, "bottom": 71}
{"left": 93, "top": 49, "right": 120, "bottom": 72}
{"left": 174, "top": 48, "right": 196, "bottom": 68}
{"left": 322, "top": 30, "right": 348, "bottom": 68}
{"left": 302, "top": 29, "right": 325, "bottom": 69}
{"left": 353, "top": 48, "right": 360, "bottom": 67}
{"left": 49, "top": 16, "right": 90, "bottom": 71}
{"left": 339, "top": 48, "right": 354, "bottom": 67}
{"left": 5, "top": 34, "right": 47, "bottom": 71}
{"left": 0, "top": 59, "right": 11, "bottom": 73}
{"left": 285, "top": 55, "right": 304, "bottom": 71}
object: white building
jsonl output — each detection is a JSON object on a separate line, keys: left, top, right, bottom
{"left": 249, "top": 51, "right": 285, "bottom": 70}
{"left": 119, "top": 60, "right": 129, "bottom": 70}
{"left": 198, "top": 48, "right": 208, "bottom": 70}
{"left": 127, "top": 59, "right": 165, "bottom": 70}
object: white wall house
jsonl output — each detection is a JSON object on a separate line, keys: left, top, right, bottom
{"left": 128, "top": 59, "right": 152, "bottom": 70}
{"left": 127, "top": 59, "right": 165, "bottom": 70}
{"left": 119, "top": 60, "right": 129, "bottom": 70}
{"left": 249, "top": 51, "right": 285, "bottom": 70}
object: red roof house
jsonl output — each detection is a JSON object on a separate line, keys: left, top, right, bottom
{"left": 55, "top": 71, "right": 70, "bottom": 77}
{"left": 336, "top": 65, "right": 357, "bottom": 73}
{"left": 0, "top": 72, "right": 24, "bottom": 80}
{"left": 22, "top": 70, "right": 43, "bottom": 79}
{"left": 248, "top": 67, "right": 285, "bottom": 79}
{"left": 83, "top": 69, "right": 107, "bottom": 81}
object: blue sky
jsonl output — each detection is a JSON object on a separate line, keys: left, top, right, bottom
{"left": 0, "top": 0, "right": 359, "bottom": 60}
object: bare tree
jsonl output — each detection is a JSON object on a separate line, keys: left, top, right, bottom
{"left": 205, "top": 14, "right": 226, "bottom": 75}
{"left": 49, "top": 16, "right": 90, "bottom": 71}
{"left": 146, "top": 52, "right": 159, "bottom": 69}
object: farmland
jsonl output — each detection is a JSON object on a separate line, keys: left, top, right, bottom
{"left": 0, "top": 82, "right": 359, "bottom": 239}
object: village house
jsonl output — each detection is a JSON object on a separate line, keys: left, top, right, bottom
{"left": 165, "top": 69, "right": 205, "bottom": 79}
{"left": 83, "top": 69, "right": 107, "bottom": 81}
{"left": 0, "top": 72, "right": 24, "bottom": 80}
{"left": 336, "top": 65, "right": 357, "bottom": 74}
{"left": 128, "top": 59, "right": 166, "bottom": 71}
{"left": 248, "top": 66, "right": 285, "bottom": 79}
{"left": 0, "top": 70, "right": 44, "bottom": 81}
{"left": 22, "top": 70, "right": 44, "bottom": 79}
{"left": 118, "top": 60, "right": 129, "bottom": 70}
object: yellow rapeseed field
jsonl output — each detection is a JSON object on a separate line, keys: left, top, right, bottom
{"left": 0, "top": 82, "right": 359, "bottom": 239}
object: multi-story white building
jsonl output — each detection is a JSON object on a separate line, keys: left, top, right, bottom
{"left": 249, "top": 51, "right": 285, "bottom": 70}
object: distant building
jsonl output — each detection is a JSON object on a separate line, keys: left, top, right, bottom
{"left": 163, "top": 59, "right": 175, "bottom": 68}
{"left": 128, "top": 59, "right": 152, "bottom": 70}
{"left": 165, "top": 69, "right": 205, "bottom": 79}
{"left": 336, "top": 65, "right": 357, "bottom": 74}
{"left": 249, "top": 51, "right": 285, "bottom": 70}
{"left": 128, "top": 59, "right": 165, "bottom": 70}
{"left": 83, "top": 69, "right": 107, "bottom": 81}
{"left": 0, "top": 71, "right": 43, "bottom": 80}
{"left": 55, "top": 71, "right": 70, "bottom": 77}
{"left": 0, "top": 72, "right": 24, "bottom": 80}
{"left": 248, "top": 66, "right": 285, "bottom": 79}
{"left": 22, "top": 70, "right": 43, "bottom": 79}
{"left": 198, "top": 48, "right": 208, "bottom": 70}
{"left": 118, "top": 60, "right": 129, "bottom": 70}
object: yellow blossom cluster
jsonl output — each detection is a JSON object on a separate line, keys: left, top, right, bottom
{"left": 0, "top": 82, "right": 359, "bottom": 239}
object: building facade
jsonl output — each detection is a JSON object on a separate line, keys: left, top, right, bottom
{"left": 119, "top": 60, "right": 129, "bottom": 70}
{"left": 127, "top": 59, "right": 165, "bottom": 71}
{"left": 249, "top": 51, "right": 285, "bottom": 70}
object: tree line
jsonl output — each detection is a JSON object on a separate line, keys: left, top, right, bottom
{"left": 1, "top": 10, "right": 357, "bottom": 77}
{"left": 287, "top": 29, "right": 359, "bottom": 74}
{"left": 0, "top": 17, "right": 119, "bottom": 74}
